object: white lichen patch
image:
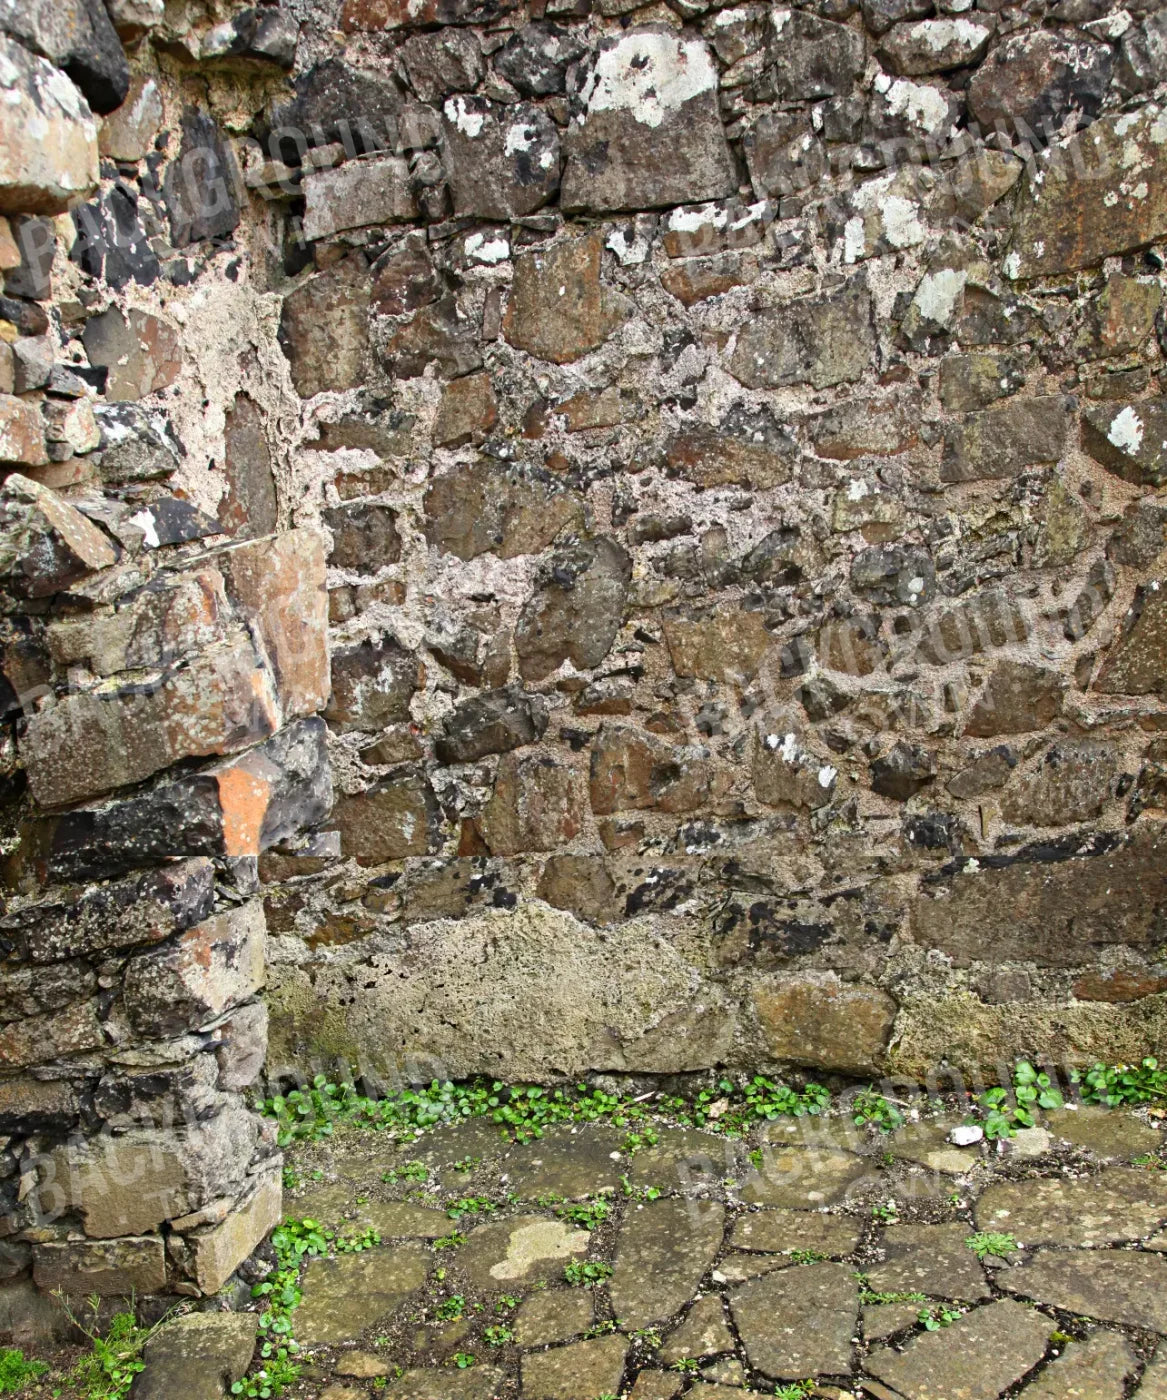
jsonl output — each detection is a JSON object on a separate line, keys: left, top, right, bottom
{"left": 581, "top": 32, "right": 717, "bottom": 129}
{"left": 1108, "top": 405, "right": 1145, "bottom": 454}
{"left": 444, "top": 96, "right": 484, "bottom": 138}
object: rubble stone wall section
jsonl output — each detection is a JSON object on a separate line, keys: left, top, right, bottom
{"left": 2, "top": 0, "right": 1167, "bottom": 1309}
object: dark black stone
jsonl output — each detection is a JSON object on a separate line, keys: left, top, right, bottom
{"left": 71, "top": 184, "right": 160, "bottom": 290}
{"left": 435, "top": 686, "right": 549, "bottom": 764}
{"left": 94, "top": 403, "right": 184, "bottom": 484}
{"left": 871, "top": 741, "right": 936, "bottom": 800}
{"left": 266, "top": 60, "right": 406, "bottom": 162}
{"left": 132, "top": 498, "right": 222, "bottom": 548}
{"left": 493, "top": 23, "right": 587, "bottom": 97}
{"left": 163, "top": 110, "right": 241, "bottom": 247}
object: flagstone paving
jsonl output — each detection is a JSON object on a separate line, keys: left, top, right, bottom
{"left": 143, "top": 1103, "right": 1167, "bottom": 1398}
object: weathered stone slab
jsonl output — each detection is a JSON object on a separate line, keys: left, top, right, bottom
{"left": 81, "top": 306, "right": 182, "bottom": 402}
{"left": 503, "top": 232, "right": 631, "bottom": 364}
{"left": 189, "top": 1166, "right": 282, "bottom": 1294}
{"left": 1007, "top": 105, "right": 1167, "bottom": 278}
{"left": 516, "top": 537, "right": 630, "bottom": 681}
{"left": 561, "top": 31, "right": 735, "bottom": 213}
{"left": 442, "top": 97, "right": 559, "bottom": 219}
{"left": 968, "top": 31, "right": 1110, "bottom": 134}
{"left": 1001, "top": 1249, "right": 1167, "bottom": 1332}
{"left": 0, "top": 396, "right": 48, "bottom": 468}
{"left": 942, "top": 397, "right": 1071, "bottom": 482}
{"left": 730, "top": 281, "right": 876, "bottom": 390}
{"left": 1018, "top": 1328, "right": 1137, "bottom": 1400}
{"left": 382, "top": 1368, "right": 505, "bottom": 1400}
{"left": 297, "top": 1245, "right": 429, "bottom": 1345}
{"left": 753, "top": 974, "right": 897, "bottom": 1075}
{"left": 32, "top": 1237, "right": 166, "bottom": 1297}
{"left": 0, "top": 472, "right": 116, "bottom": 597}
{"left": 659, "top": 1295, "right": 735, "bottom": 1363}
{"left": 866, "top": 1223, "right": 990, "bottom": 1303}
{"left": 609, "top": 1197, "right": 725, "bottom": 1329}
{"left": 502, "top": 1126, "right": 625, "bottom": 1199}
{"left": 0, "top": 34, "right": 99, "bottom": 213}
{"left": 731, "top": 1209, "right": 862, "bottom": 1259}
{"left": 731, "top": 1261, "right": 857, "bottom": 1378}
{"left": 977, "top": 1167, "right": 1167, "bottom": 1247}
{"left": 865, "top": 1299, "right": 1051, "bottom": 1398}
{"left": 215, "top": 529, "right": 330, "bottom": 721}
{"left": 22, "top": 632, "right": 279, "bottom": 808}
{"left": 44, "top": 718, "right": 330, "bottom": 880}
{"left": 521, "top": 1336, "right": 628, "bottom": 1400}
{"left": 1048, "top": 1108, "right": 1162, "bottom": 1160}
{"left": 52, "top": 1105, "right": 259, "bottom": 1238}
{"left": 879, "top": 17, "right": 993, "bottom": 75}
{"left": 1097, "top": 584, "right": 1167, "bottom": 696}
{"left": 910, "top": 826, "right": 1167, "bottom": 967}
{"left": 743, "top": 1146, "right": 871, "bottom": 1209}
{"left": 513, "top": 1288, "right": 594, "bottom": 1346}
{"left": 280, "top": 253, "right": 370, "bottom": 397}
{"left": 136, "top": 1312, "right": 257, "bottom": 1400}
{"left": 302, "top": 154, "right": 416, "bottom": 239}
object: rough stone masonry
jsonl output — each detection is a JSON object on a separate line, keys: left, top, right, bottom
{"left": 2, "top": 0, "right": 1167, "bottom": 1311}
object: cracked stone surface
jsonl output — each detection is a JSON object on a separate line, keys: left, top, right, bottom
{"left": 198, "top": 1106, "right": 1167, "bottom": 1398}
{"left": 976, "top": 1167, "right": 1167, "bottom": 1246}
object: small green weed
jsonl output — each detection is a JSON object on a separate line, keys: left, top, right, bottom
{"left": 774, "top": 1382, "right": 814, "bottom": 1399}
{"left": 435, "top": 1295, "right": 466, "bottom": 1322}
{"left": 851, "top": 1090, "right": 904, "bottom": 1133}
{"left": 976, "top": 1062, "right": 1064, "bottom": 1139}
{"left": 382, "top": 1162, "right": 429, "bottom": 1184}
{"left": 558, "top": 1198, "right": 611, "bottom": 1230}
{"left": 872, "top": 1202, "right": 899, "bottom": 1222}
{"left": 1074, "top": 1057, "right": 1167, "bottom": 1107}
{"left": 0, "top": 1348, "right": 48, "bottom": 1395}
{"left": 433, "top": 1232, "right": 467, "bottom": 1250}
{"left": 452, "top": 1353, "right": 476, "bottom": 1369}
{"left": 60, "top": 1299, "right": 168, "bottom": 1400}
{"left": 965, "top": 1232, "right": 1018, "bottom": 1261}
{"left": 563, "top": 1261, "right": 613, "bottom": 1287}
{"left": 445, "top": 1197, "right": 496, "bottom": 1221}
{"left": 671, "top": 1358, "right": 700, "bottom": 1374}
{"left": 622, "top": 1125, "right": 659, "bottom": 1155}
{"left": 787, "top": 1249, "right": 827, "bottom": 1265}
{"left": 619, "top": 1174, "right": 661, "bottom": 1201}
{"left": 483, "top": 1325, "right": 514, "bottom": 1347}
{"left": 918, "top": 1306, "right": 962, "bottom": 1331}
{"left": 859, "top": 1289, "right": 926, "bottom": 1305}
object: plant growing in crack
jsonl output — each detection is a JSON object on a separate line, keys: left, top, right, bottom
{"left": 965, "top": 1231, "right": 1019, "bottom": 1261}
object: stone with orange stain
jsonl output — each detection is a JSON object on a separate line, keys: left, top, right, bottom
{"left": 22, "top": 629, "right": 280, "bottom": 808}
{"left": 215, "top": 529, "right": 330, "bottom": 720}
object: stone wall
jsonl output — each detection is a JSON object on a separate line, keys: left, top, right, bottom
{"left": 2, "top": 0, "right": 1167, "bottom": 1310}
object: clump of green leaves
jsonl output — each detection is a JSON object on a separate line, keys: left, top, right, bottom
{"left": 1074, "top": 1057, "right": 1167, "bottom": 1107}
{"left": 445, "top": 1197, "right": 496, "bottom": 1221}
{"left": 435, "top": 1295, "right": 466, "bottom": 1322}
{"left": 563, "top": 1261, "right": 613, "bottom": 1287}
{"left": 382, "top": 1161, "right": 429, "bottom": 1184}
{"left": 965, "top": 1232, "right": 1018, "bottom": 1261}
{"left": 0, "top": 1348, "right": 48, "bottom": 1395}
{"left": 976, "top": 1061, "right": 1064, "bottom": 1139}
{"left": 774, "top": 1382, "right": 814, "bottom": 1399}
{"left": 671, "top": 1358, "right": 700, "bottom": 1374}
{"left": 483, "top": 1325, "right": 514, "bottom": 1347}
{"left": 787, "top": 1249, "right": 827, "bottom": 1265}
{"left": 851, "top": 1090, "right": 904, "bottom": 1133}
{"left": 918, "top": 1305, "right": 962, "bottom": 1331}
{"left": 871, "top": 1202, "right": 899, "bottom": 1222}
{"left": 622, "top": 1126, "right": 659, "bottom": 1155}
{"left": 558, "top": 1197, "right": 611, "bottom": 1230}
{"left": 451, "top": 1353, "right": 476, "bottom": 1369}
{"left": 433, "top": 1231, "right": 467, "bottom": 1250}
